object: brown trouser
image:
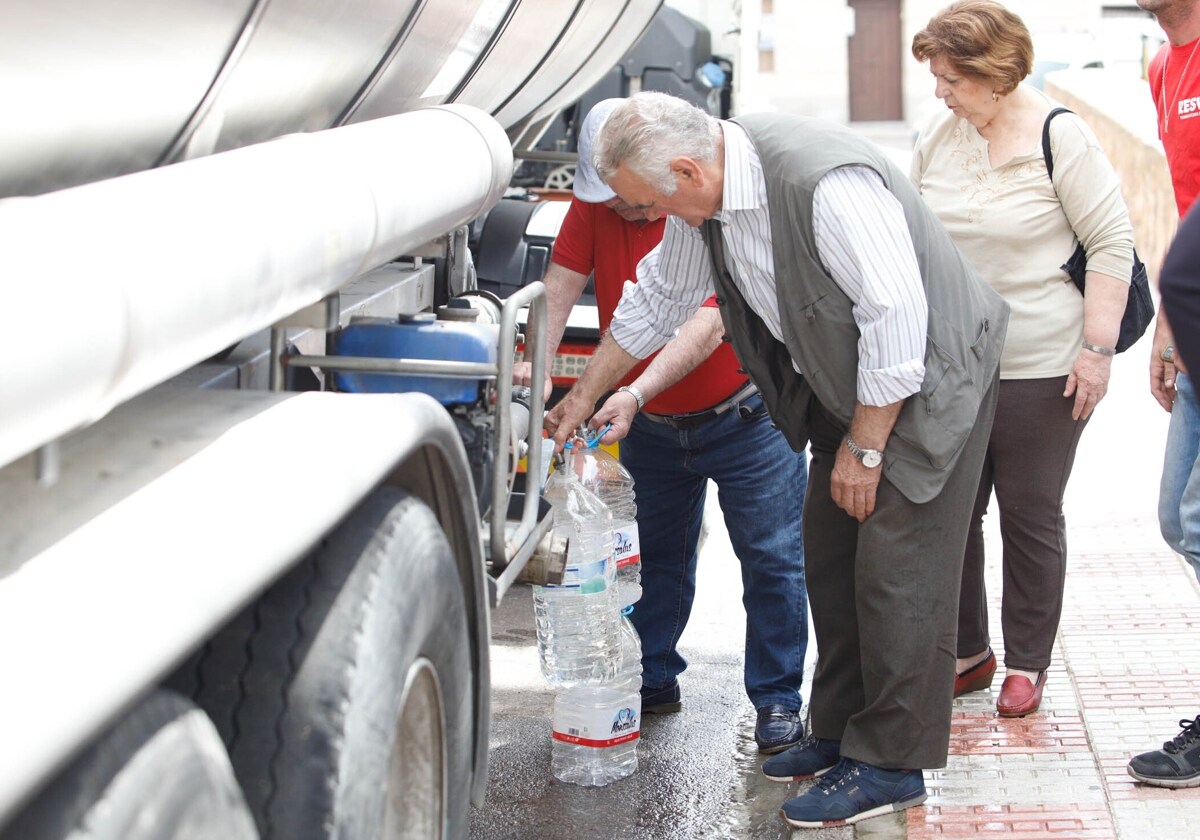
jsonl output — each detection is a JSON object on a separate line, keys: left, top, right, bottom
{"left": 957, "top": 375, "right": 1088, "bottom": 671}
{"left": 804, "top": 374, "right": 998, "bottom": 770}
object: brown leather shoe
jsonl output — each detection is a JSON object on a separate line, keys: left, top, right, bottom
{"left": 954, "top": 648, "right": 996, "bottom": 697}
{"left": 996, "top": 672, "right": 1046, "bottom": 717}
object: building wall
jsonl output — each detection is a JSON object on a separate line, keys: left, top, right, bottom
{"left": 670, "top": 0, "right": 1149, "bottom": 125}
{"left": 665, "top": 2, "right": 1177, "bottom": 276}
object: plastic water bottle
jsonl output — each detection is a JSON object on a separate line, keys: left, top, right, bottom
{"left": 573, "top": 446, "right": 642, "bottom": 607}
{"left": 533, "top": 447, "right": 620, "bottom": 688}
{"left": 550, "top": 685, "right": 641, "bottom": 786}
{"left": 614, "top": 609, "right": 643, "bottom": 692}
{"left": 550, "top": 612, "right": 642, "bottom": 786}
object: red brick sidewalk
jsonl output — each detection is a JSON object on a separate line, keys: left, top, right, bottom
{"left": 904, "top": 510, "right": 1200, "bottom": 839}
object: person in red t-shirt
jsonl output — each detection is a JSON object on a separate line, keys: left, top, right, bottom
{"left": 1129, "top": 0, "right": 1200, "bottom": 790}
{"left": 514, "top": 99, "right": 810, "bottom": 754}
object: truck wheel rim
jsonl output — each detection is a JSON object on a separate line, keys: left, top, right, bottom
{"left": 386, "top": 657, "right": 447, "bottom": 839}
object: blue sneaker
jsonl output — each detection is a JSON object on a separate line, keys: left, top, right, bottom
{"left": 761, "top": 734, "right": 841, "bottom": 782}
{"left": 779, "top": 758, "right": 927, "bottom": 828}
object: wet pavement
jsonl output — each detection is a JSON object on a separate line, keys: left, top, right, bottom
{"left": 473, "top": 505, "right": 826, "bottom": 840}
{"left": 471, "top": 124, "right": 1200, "bottom": 839}
{"left": 471, "top": 319, "right": 1200, "bottom": 840}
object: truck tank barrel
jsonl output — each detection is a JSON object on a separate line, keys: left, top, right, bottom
{"left": 0, "top": 0, "right": 662, "bottom": 199}
{"left": 0, "top": 105, "right": 513, "bottom": 471}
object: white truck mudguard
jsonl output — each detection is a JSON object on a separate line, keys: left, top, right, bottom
{"left": 0, "top": 387, "right": 488, "bottom": 826}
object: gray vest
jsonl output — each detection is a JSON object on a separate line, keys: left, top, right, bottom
{"left": 706, "top": 114, "right": 1009, "bottom": 503}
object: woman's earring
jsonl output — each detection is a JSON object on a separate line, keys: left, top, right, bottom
{"left": 991, "top": 90, "right": 999, "bottom": 102}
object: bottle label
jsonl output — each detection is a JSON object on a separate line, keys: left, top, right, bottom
{"left": 552, "top": 699, "right": 641, "bottom": 748}
{"left": 613, "top": 520, "right": 640, "bottom": 570}
{"left": 552, "top": 558, "right": 610, "bottom": 592}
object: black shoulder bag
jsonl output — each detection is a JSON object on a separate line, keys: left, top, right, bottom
{"left": 1041, "top": 106, "right": 1154, "bottom": 353}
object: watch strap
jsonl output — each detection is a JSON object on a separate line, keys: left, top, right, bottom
{"left": 845, "top": 433, "right": 883, "bottom": 466}
{"left": 617, "top": 384, "right": 645, "bottom": 411}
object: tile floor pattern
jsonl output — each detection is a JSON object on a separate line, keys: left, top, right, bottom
{"left": 902, "top": 515, "right": 1200, "bottom": 839}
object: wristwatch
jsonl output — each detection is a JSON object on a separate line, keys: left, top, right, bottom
{"left": 617, "top": 384, "right": 645, "bottom": 411}
{"left": 845, "top": 434, "right": 884, "bottom": 469}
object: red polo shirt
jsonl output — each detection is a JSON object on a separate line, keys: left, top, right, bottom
{"left": 551, "top": 196, "right": 747, "bottom": 415}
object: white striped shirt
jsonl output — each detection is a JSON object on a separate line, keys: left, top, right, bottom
{"left": 610, "top": 121, "right": 927, "bottom": 406}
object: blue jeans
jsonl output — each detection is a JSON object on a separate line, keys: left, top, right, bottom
{"left": 620, "top": 392, "right": 808, "bottom": 710}
{"left": 1159, "top": 371, "right": 1200, "bottom": 583}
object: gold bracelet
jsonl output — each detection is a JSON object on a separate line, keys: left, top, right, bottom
{"left": 1082, "top": 341, "right": 1116, "bottom": 357}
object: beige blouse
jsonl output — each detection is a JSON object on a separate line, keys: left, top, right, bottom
{"left": 911, "top": 99, "right": 1134, "bottom": 378}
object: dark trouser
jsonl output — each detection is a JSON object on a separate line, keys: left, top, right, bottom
{"left": 804, "top": 375, "right": 998, "bottom": 770}
{"left": 957, "top": 376, "right": 1088, "bottom": 672}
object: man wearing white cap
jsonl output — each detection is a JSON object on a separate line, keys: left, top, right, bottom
{"left": 514, "top": 99, "right": 810, "bottom": 754}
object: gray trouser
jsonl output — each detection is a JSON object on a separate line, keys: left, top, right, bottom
{"left": 803, "top": 375, "right": 998, "bottom": 770}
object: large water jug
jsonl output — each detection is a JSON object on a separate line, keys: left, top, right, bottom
{"left": 532, "top": 447, "right": 620, "bottom": 688}
{"left": 550, "top": 612, "right": 642, "bottom": 786}
{"left": 573, "top": 446, "right": 641, "bottom": 607}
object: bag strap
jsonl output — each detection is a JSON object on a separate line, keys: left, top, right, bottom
{"left": 1041, "top": 106, "right": 1089, "bottom": 270}
{"left": 1041, "top": 105, "right": 1073, "bottom": 182}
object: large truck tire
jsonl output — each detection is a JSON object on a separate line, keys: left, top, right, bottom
{"left": 0, "top": 690, "right": 259, "bottom": 840}
{"left": 168, "top": 487, "right": 473, "bottom": 840}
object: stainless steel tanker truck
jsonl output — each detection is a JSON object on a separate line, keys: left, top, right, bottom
{"left": 0, "top": 2, "right": 687, "bottom": 838}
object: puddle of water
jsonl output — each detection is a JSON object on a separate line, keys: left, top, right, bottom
{"left": 713, "top": 707, "right": 817, "bottom": 840}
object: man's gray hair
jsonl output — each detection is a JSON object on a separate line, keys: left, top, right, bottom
{"left": 592, "top": 92, "right": 719, "bottom": 195}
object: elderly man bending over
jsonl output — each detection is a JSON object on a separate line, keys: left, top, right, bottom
{"left": 545, "top": 91, "right": 1008, "bottom": 830}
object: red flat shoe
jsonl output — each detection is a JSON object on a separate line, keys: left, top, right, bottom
{"left": 954, "top": 648, "right": 996, "bottom": 697}
{"left": 996, "top": 672, "right": 1046, "bottom": 717}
